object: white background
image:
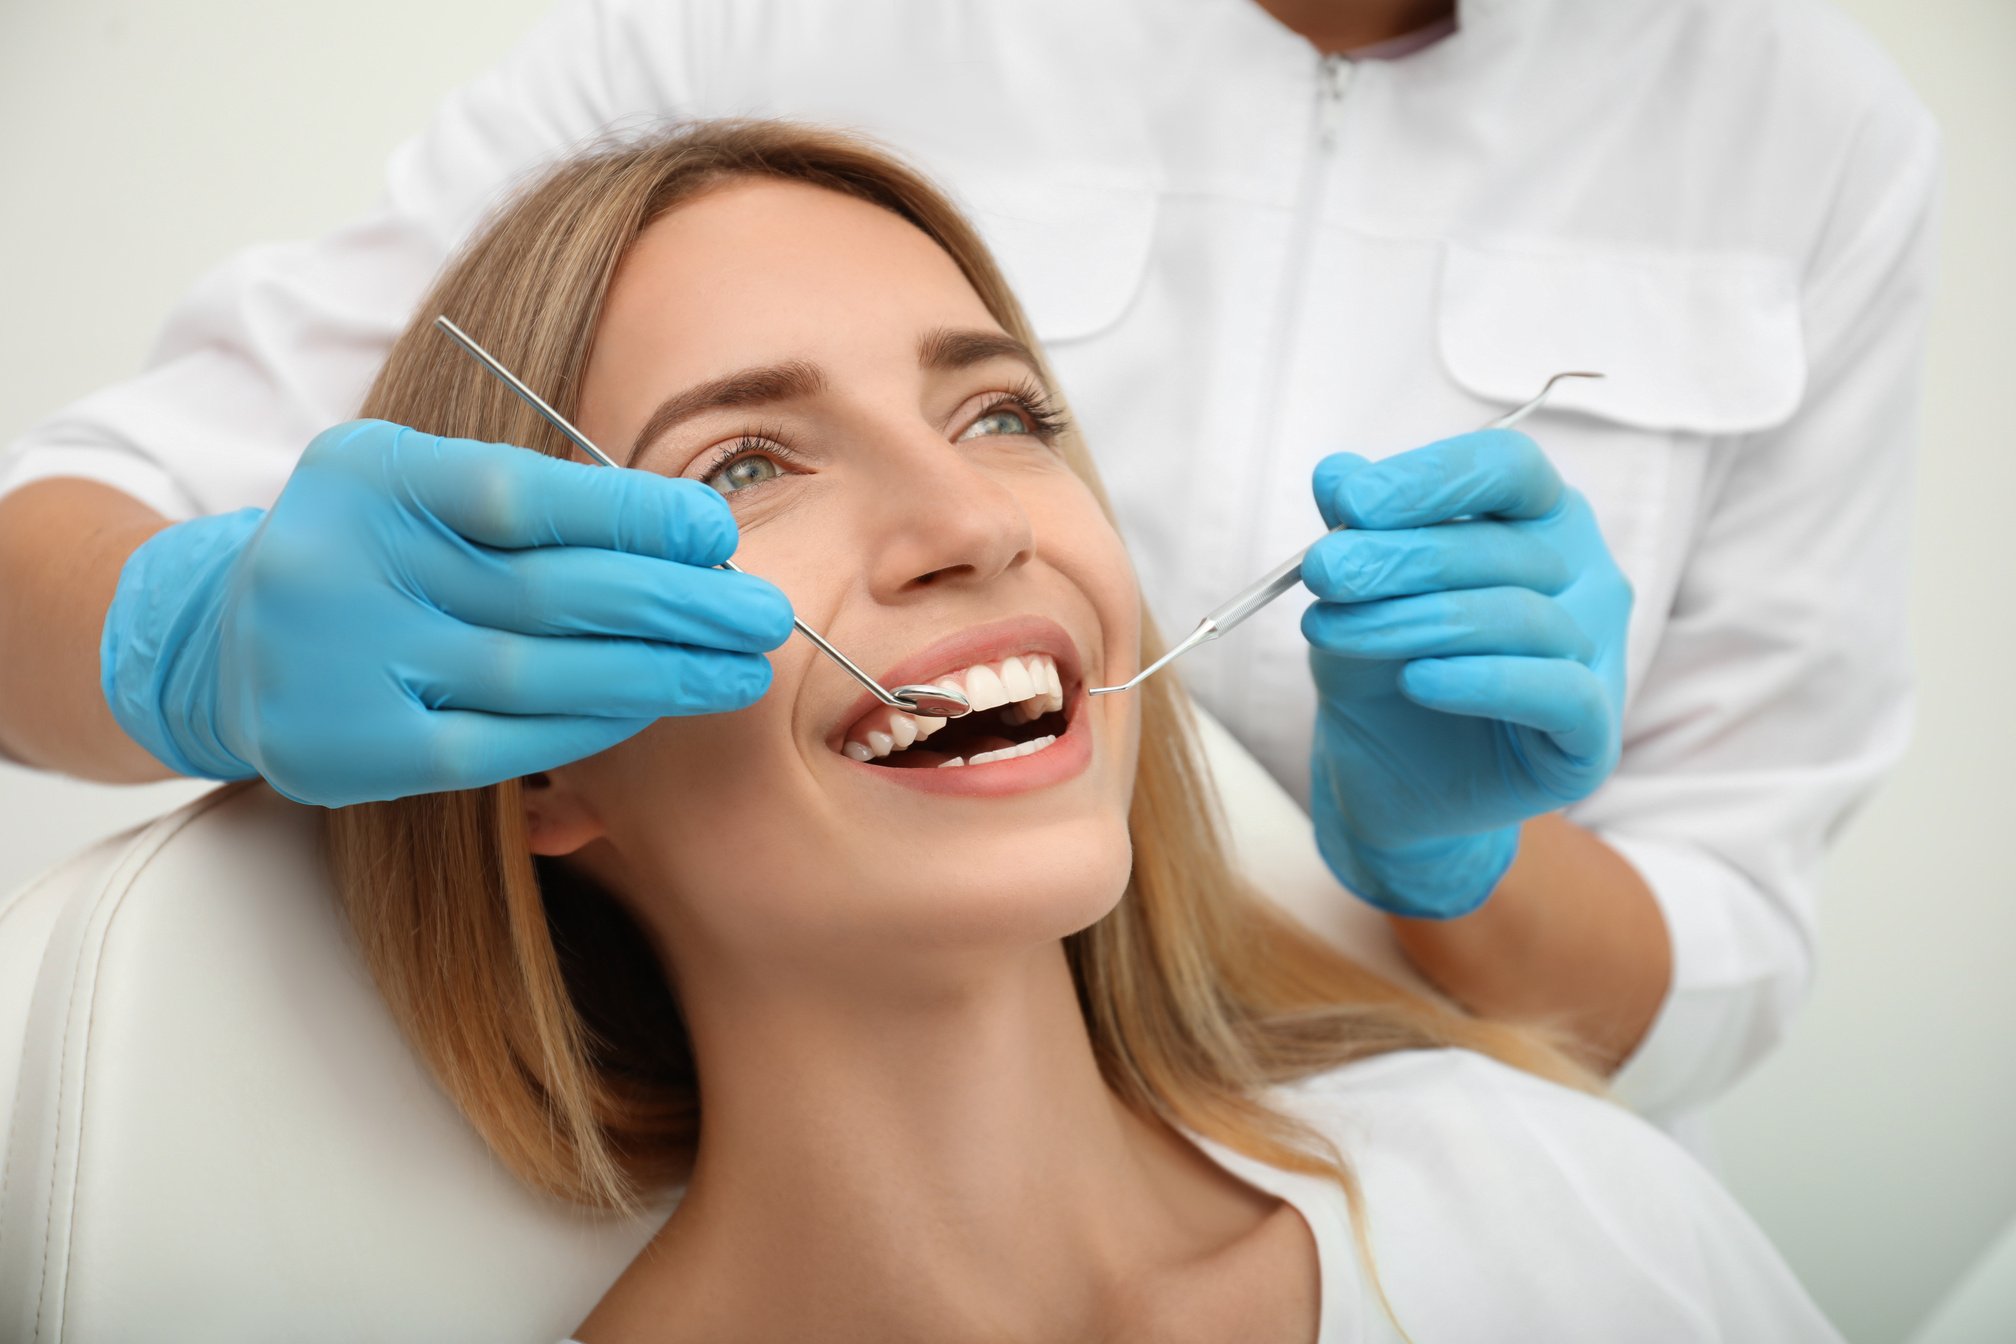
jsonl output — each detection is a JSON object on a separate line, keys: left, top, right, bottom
{"left": 0, "top": 2, "right": 2010, "bottom": 1338}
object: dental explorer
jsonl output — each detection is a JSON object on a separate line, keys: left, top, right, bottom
{"left": 1086, "top": 371, "right": 1605, "bottom": 700}
{"left": 433, "top": 316, "right": 974, "bottom": 720}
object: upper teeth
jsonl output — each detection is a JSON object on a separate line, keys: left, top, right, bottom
{"left": 840, "top": 652, "right": 1065, "bottom": 761}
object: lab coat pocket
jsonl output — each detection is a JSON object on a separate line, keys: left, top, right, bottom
{"left": 957, "top": 178, "right": 1157, "bottom": 344}
{"left": 1434, "top": 240, "right": 1808, "bottom": 689}
{"left": 1436, "top": 240, "right": 1806, "bottom": 433}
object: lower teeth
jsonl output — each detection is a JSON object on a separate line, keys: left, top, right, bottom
{"left": 939, "top": 734, "right": 1058, "bottom": 768}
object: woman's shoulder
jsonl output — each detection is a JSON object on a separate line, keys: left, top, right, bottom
{"left": 1278, "top": 1046, "right": 1662, "bottom": 1152}
{"left": 1272, "top": 1048, "right": 1705, "bottom": 1223}
{"left": 1265, "top": 1049, "right": 1843, "bottom": 1342}
{"left": 1272, "top": 1047, "right": 1730, "bottom": 1217}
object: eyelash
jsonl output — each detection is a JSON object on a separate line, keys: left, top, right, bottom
{"left": 699, "top": 424, "right": 804, "bottom": 487}
{"left": 990, "top": 379, "right": 1073, "bottom": 443}
{"left": 697, "top": 380, "right": 1072, "bottom": 495}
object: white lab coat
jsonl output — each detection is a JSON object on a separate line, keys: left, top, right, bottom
{"left": 0, "top": 0, "right": 1938, "bottom": 1124}
{"left": 548, "top": 1050, "right": 1846, "bottom": 1341}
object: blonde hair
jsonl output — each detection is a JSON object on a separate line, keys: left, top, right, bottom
{"left": 325, "top": 119, "right": 1596, "bottom": 1298}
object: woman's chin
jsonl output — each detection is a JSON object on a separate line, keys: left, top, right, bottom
{"left": 802, "top": 818, "right": 1135, "bottom": 956}
{"left": 929, "top": 835, "right": 1130, "bottom": 934}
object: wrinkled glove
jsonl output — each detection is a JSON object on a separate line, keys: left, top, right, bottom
{"left": 1301, "top": 428, "right": 1632, "bottom": 918}
{"left": 102, "top": 419, "right": 792, "bottom": 807}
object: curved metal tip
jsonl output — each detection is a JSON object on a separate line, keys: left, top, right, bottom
{"left": 1490, "top": 370, "right": 1608, "bottom": 430}
{"left": 1084, "top": 621, "right": 1215, "bottom": 698}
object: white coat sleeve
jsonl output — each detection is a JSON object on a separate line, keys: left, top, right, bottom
{"left": 0, "top": 0, "right": 694, "bottom": 522}
{"left": 1582, "top": 87, "right": 1942, "bottom": 1120}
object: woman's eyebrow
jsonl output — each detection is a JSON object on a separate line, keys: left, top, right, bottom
{"left": 916, "top": 326, "right": 1044, "bottom": 379}
{"left": 629, "top": 359, "right": 826, "bottom": 464}
{"left": 627, "top": 328, "right": 1043, "bottom": 465}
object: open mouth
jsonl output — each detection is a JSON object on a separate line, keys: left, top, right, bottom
{"left": 836, "top": 652, "right": 1077, "bottom": 769}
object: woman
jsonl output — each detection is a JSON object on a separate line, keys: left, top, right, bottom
{"left": 323, "top": 121, "right": 1838, "bottom": 1342}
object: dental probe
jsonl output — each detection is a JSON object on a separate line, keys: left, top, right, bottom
{"left": 433, "top": 316, "right": 974, "bottom": 720}
{"left": 1086, "top": 371, "right": 1605, "bottom": 700}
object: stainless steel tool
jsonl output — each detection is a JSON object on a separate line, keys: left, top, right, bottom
{"left": 1086, "top": 371, "right": 1604, "bottom": 700}
{"left": 434, "top": 315, "right": 973, "bottom": 719}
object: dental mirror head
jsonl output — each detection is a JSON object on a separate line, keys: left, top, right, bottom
{"left": 888, "top": 685, "right": 973, "bottom": 717}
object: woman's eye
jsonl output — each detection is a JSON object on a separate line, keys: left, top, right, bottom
{"left": 956, "top": 386, "right": 1070, "bottom": 445}
{"left": 704, "top": 451, "right": 783, "bottom": 496}
{"left": 958, "top": 407, "right": 1033, "bottom": 441}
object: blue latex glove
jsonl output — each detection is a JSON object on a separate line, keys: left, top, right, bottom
{"left": 102, "top": 419, "right": 793, "bottom": 807}
{"left": 1300, "top": 429, "right": 1633, "bottom": 918}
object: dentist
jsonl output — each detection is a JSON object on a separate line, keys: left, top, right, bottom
{"left": 0, "top": 0, "right": 1938, "bottom": 1123}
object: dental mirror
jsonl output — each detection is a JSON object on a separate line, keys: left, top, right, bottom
{"left": 433, "top": 315, "right": 973, "bottom": 719}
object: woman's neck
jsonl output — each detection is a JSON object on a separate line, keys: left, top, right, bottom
{"left": 576, "top": 940, "right": 1287, "bottom": 1343}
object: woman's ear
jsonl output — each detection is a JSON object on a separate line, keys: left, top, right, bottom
{"left": 521, "top": 770, "right": 607, "bottom": 856}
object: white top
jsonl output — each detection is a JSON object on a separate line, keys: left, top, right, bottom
{"left": 0, "top": 0, "right": 1940, "bottom": 1121}
{"left": 551, "top": 1049, "right": 1842, "bottom": 1342}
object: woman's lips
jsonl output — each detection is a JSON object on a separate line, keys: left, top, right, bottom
{"left": 838, "top": 649, "right": 1067, "bottom": 763}
{"left": 824, "top": 614, "right": 1085, "bottom": 753}
{"left": 834, "top": 678, "right": 1093, "bottom": 798}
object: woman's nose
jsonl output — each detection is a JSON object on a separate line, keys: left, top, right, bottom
{"left": 857, "top": 425, "right": 1034, "bottom": 599}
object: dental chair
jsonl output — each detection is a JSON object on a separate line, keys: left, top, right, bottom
{"left": 0, "top": 710, "right": 1429, "bottom": 1342}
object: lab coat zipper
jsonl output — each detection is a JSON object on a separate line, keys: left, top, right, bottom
{"left": 1317, "top": 51, "right": 1353, "bottom": 151}
{"left": 1228, "top": 52, "right": 1353, "bottom": 744}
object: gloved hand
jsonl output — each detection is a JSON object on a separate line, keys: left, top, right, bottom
{"left": 1300, "top": 428, "right": 1632, "bottom": 918}
{"left": 101, "top": 419, "right": 793, "bottom": 807}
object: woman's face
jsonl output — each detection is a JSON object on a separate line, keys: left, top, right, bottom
{"left": 526, "top": 178, "right": 1143, "bottom": 981}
